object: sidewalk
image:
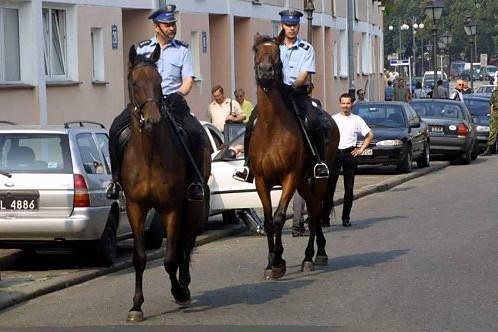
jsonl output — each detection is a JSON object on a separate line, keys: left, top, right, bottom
{"left": 0, "top": 161, "right": 449, "bottom": 312}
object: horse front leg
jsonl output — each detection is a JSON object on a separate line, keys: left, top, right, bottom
{"left": 270, "top": 174, "right": 297, "bottom": 279}
{"left": 254, "top": 177, "right": 275, "bottom": 280}
{"left": 126, "top": 202, "right": 147, "bottom": 322}
{"left": 162, "top": 209, "right": 190, "bottom": 305}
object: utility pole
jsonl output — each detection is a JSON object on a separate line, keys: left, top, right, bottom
{"left": 347, "top": 0, "right": 355, "bottom": 98}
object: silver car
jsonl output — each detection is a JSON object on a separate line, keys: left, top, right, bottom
{"left": 0, "top": 121, "right": 163, "bottom": 266}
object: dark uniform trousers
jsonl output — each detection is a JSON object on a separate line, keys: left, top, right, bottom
{"left": 109, "top": 93, "right": 205, "bottom": 183}
{"left": 329, "top": 147, "right": 357, "bottom": 222}
{"left": 243, "top": 85, "right": 326, "bottom": 166}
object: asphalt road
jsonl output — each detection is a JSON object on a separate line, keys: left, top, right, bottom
{"left": 0, "top": 155, "right": 497, "bottom": 330}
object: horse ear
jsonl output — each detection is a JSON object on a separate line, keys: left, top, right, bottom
{"left": 254, "top": 33, "right": 262, "bottom": 44}
{"left": 150, "top": 44, "right": 161, "bottom": 63}
{"left": 129, "top": 45, "right": 137, "bottom": 68}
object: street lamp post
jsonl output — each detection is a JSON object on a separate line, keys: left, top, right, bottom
{"left": 440, "top": 31, "right": 453, "bottom": 82}
{"left": 425, "top": 0, "right": 444, "bottom": 83}
{"left": 412, "top": 22, "right": 423, "bottom": 76}
{"left": 426, "top": 43, "right": 433, "bottom": 75}
{"left": 304, "top": 0, "right": 315, "bottom": 44}
{"left": 389, "top": 23, "right": 409, "bottom": 59}
{"left": 464, "top": 19, "right": 477, "bottom": 90}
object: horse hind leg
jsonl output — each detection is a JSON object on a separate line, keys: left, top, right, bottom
{"left": 126, "top": 202, "right": 147, "bottom": 322}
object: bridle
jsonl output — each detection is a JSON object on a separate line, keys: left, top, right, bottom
{"left": 254, "top": 39, "right": 283, "bottom": 94}
{"left": 128, "top": 62, "right": 161, "bottom": 130}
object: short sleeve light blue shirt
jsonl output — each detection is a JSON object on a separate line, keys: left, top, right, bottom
{"left": 136, "top": 37, "right": 195, "bottom": 96}
{"left": 279, "top": 38, "right": 315, "bottom": 86}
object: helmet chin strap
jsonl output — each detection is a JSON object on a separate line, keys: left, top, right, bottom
{"left": 157, "top": 24, "right": 174, "bottom": 44}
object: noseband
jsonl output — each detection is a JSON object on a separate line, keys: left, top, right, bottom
{"left": 128, "top": 62, "right": 161, "bottom": 130}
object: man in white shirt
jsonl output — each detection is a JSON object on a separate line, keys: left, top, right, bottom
{"left": 449, "top": 79, "right": 465, "bottom": 101}
{"left": 207, "top": 85, "right": 245, "bottom": 132}
{"left": 329, "top": 93, "right": 373, "bottom": 227}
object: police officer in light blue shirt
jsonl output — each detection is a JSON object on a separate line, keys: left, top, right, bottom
{"left": 107, "top": 4, "right": 207, "bottom": 201}
{"left": 233, "top": 9, "right": 328, "bottom": 183}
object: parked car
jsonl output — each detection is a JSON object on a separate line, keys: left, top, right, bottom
{"left": 464, "top": 95, "right": 495, "bottom": 153}
{"left": 0, "top": 121, "right": 163, "bottom": 266}
{"left": 410, "top": 100, "right": 479, "bottom": 164}
{"left": 352, "top": 101, "right": 430, "bottom": 173}
{"left": 484, "top": 65, "right": 497, "bottom": 81}
{"left": 202, "top": 122, "right": 281, "bottom": 231}
{"left": 474, "top": 84, "right": 497, "bottom": 98}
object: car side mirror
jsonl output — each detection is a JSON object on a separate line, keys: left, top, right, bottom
{"left": 410, "top": 121, "right": 421, "bottom": 128}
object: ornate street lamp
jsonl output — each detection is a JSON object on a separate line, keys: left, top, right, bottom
{"left": 464, "top": 18, "right": 477, "bottom": 89}
{"left": 304, "top": 0, "right": 315, "bottom": 44}
{"left": 425, "top": 0, "right": 444, "bottom": 82}
{"left": 440, "top": 31, "right": 452, "bottom": 81}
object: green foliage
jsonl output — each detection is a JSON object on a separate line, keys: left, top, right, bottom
{"left": 384, "top": 0, "right": 497, "bottom": 65}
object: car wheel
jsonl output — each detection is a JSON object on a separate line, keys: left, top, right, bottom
{"left": 416, "top": 142, "right": 430, "bottom": 168}
{"left": 145, "top": 209, "right": 164, "bottom": 250}
{"left": 470, "top": 140, "right": 479, "bottom": 161}
{"left": 460, "top": 147, "right": 472, "bottom": 165}
{"left": 398, "top": 150, "right": 412, "bottom": 173}
{"left": 94, "top": 214, "right": 118, "bottom": 266}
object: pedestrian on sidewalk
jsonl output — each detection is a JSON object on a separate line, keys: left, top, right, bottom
{"left": 480, "top": 78, "right": 498, "bottom": 156}
{"left": 330, "top": 93, "right": 374, "bottom": 227}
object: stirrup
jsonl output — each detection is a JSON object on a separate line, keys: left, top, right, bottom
{"left": 232, "top": 166, "right": 253, "bottom": 183}
{"left": 106, "top": 181, "right": 122, "bottom": 200}
{"left": 187, "top": 183, "right": 205, "bottom": 201}
{"left": 313, "top": 162, "right": 329, "bottom": 179}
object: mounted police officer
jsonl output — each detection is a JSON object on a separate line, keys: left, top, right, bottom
{"left": 106, "top": 4, "right": 206, "bottom": 201}
{"left": 233, "top": 9, "right": 329, "bottom": 182}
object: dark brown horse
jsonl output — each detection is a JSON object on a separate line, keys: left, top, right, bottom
{"left": 123, "top": 44, "right": 211, "bottom": 322}
{"left": 249, "top": 35, "right": 340, "bottom": 278}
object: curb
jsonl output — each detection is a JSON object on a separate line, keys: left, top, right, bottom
{"left": 0, "top": 224, "right": 247, "bottom": 312}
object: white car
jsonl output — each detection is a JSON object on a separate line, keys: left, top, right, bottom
{"left": 201, "top": 122, "right": 281, "bottom": 232}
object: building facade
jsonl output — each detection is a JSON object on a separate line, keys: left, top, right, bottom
{"left": 0, "top": 0, "right": 384, "bottom": 126}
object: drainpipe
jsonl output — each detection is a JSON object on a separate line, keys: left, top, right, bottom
{"left": 347, "top": 0, "right": 355, "bottom": 98}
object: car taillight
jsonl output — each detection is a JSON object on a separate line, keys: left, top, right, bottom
{"left": 74, "top": 174, "right": 90, "bottom": 207}
{"left": 457, "top": 123, "right": 469, "bottom": 136}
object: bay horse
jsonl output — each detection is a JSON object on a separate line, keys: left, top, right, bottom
{"left": 249, "top": 35, "right": 340, "bottom": 279}
{"left": 122, "top": 44, "right": 211, "bottom": 322}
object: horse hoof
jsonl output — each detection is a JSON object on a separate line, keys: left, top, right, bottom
{"left": 175, "top": 298, "right": 192, "bottom": 307}
{"left": 127, "top": 310, "right": 144, "bottom": 323}
{"left": 301, "top": 260, "right": 314, "bottom": 272}
{"left": 263, "top": 269, "right": 273, "bottom": 280}
{"left": 271, "top": 260, "right": 286, "bottom": 279}
{"left": 314, "top": 255, "right": 328, "bottom": 266}
{"left": 172, "top": 287, "right": 191, "bottom": 305}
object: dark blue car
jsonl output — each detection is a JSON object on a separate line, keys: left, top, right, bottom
{"left": 464, "top": 95, "right": 493, "bottom": 152}
{"left": 352, "top": 101, "right": 430, "bottom": 173}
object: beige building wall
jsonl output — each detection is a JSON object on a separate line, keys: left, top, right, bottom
{"left": 0, "top": 88, "right": 37, "bottom": 123}
{"left": 46, "top": 6, "right": 124, "bottom": 127}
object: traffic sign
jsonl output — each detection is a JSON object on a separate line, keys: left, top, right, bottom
{"left": 389, "top": 59, "right": 410, "bottom": 66}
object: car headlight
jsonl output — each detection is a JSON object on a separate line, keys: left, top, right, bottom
{"left": 376, "top": 139, "right": 404, "bottom": 146}
{"left": 476, "top": 125, "right": 489, "bottom": 132}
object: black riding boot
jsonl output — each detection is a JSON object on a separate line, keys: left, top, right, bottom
{"left": 106, "top": 108, "right": 131, "bottom": 199}
{"left": 167, "top": 96, "right": 206, "bottom": 201}
{"left": 233, "top": 108, "right": 257, "bottom": 183}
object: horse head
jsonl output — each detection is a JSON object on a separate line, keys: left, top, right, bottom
{"left": 128, "top": 44, "right": 162, "bottom": 132}
{"left": 253, "top": 34, "right": 282, "bottom": 90}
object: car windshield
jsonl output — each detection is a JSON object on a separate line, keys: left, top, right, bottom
{"left": 353, "top": 104, "right": 406, "bottom": 128}
{"left": 464, "top": 99, "right": 490, "bottom": 116}
{"left": 0, "top": 134, "right": 72, "bottom": 173}
{"left": 411, "top": 102, "right": 464, "bottom": 119}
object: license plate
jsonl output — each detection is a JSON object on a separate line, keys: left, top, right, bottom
{"left": 0, "top": 192, "right": 39, "bottom": 211}
{"left": 430, "top": 126, "right": 444, "bottom": 133}
{"left": 361, "top": 148, "right": 373, "bottom": 156}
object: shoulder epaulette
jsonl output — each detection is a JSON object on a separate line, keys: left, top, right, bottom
{"left": 175, "top": 39, "right": 189, "bottom": 48}
{"left": 298, "top": 42, "right": 310, "bottom": 51}
{"left": 138, "top": 39, "right": 153, "bottom": 48}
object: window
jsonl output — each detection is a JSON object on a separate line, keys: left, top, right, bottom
{"left": 190, "top": 31, "right": 201, "bottom": 80}
{"left": 0, "top": 7, "right": 20, "bottom": 82}
{"left": 43, "top": 8, "right": 67, "bottom": 80}
{"left": 76, "top": 133, "right": 105, "bottom": 174}
{"left": 95, "top": 133, "right": 111, "bottom": 174}
{"left": 332, "top": 40, "right": 338, "bottom": 76}
{"left": 339, "top": 30, "right": 348, "bottom": 77}
{"left": 91, "top": 28, "right": 104, "bottom": 82}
